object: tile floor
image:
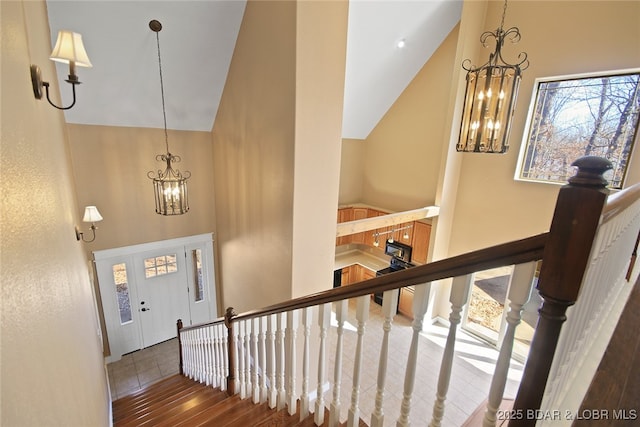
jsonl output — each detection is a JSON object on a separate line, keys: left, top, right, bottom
{"left": 107, "top": 337, "right": 180, "bottom": 400}
{"left": 107, "top": 294, "right": 524, "bottom": 426}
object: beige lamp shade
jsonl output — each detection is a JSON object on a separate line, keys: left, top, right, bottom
{"left": 82, "top": 206, "right": 103, "bottom": 223}
{"left": 50, "top": 30, "right": 93, "bottom": 68}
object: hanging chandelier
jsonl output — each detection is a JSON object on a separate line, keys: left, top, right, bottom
{"left": 147, "top": 19, "right": 191, "bottom": 215}
{"left": 456, "top": 0, "right": 529, "bottom": 154}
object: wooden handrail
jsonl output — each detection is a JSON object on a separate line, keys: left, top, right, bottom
{"left": 601, "top": 182, "right": 640, "bottom": 223}
{"left": 232, "top": 233, "right": 547, "bottom": 323}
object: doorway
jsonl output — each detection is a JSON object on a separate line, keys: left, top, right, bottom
{"left": 461, "top": 266, "right": 540, "bottom": 362}
{"left": 94, "top": 234, "right": 217, "bottom": 363}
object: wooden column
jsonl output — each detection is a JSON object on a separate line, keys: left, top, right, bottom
{"left": 224, "top": 307, "right": 237, "bottom": 396}
{"left": 177, "top": 319, "right": 184, "bottom": 375}
{"left": 509, "top": 157, "right": 611, "bottom": 426}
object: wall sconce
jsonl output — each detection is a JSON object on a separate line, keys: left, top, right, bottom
{"left": 75, "top": 206, "right": 103, "bottom": 243}
{"left": 30, "top": 30, "right": 92, "bottom": 110}
{"left": 456, "top": 0, "right": 528, "bottom": 153}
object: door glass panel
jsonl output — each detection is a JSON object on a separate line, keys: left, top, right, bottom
{"left": 112, "top": 263, "right": 132, "bottom": 324}
{"left": 465, "top": 266, "right": 513, "bottom": 343}
{"left": 192, "top": 249, "right": 204, "bottom": 302}
{"left": 144, "top": 254, "right": 178, "bottom": 278}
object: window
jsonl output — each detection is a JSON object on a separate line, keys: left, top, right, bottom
{"left": 192, "top": 249, "right": 204, "bottom": 302}
{"left": 112, "top": 263, "right": 132, "bottom": 324}
{"left": 516, "top": 70, "right": 640, "bottom": 189}
{"left": 144, "top": 254, "right": 178, "bottom": 278}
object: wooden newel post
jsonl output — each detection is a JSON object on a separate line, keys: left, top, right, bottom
{"left": 224, "top": 307, "right": 237, "bottom": 396}
{"left": 509, "top": 156, "right": 612, "bottom": 427}
{"left": 176, "top": 319, "right": 184, "bottom": 375}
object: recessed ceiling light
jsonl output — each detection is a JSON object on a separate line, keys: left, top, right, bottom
{"left": 396, "top": 39, "right": 406, "bottom": 49}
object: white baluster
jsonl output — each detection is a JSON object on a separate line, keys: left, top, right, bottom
{"left": 205, "top": 327, "right": 213, "bottom": 385}
{"left": 277, "top": 312, "right": 287, "bottom": 410}
{"left": 245, "top": 319, "right": 252, "bottom": 399}
{"left": 210, "top": 326, "right": 218, "bottom": 387}
{"left": 371, "top": 289, "right": 399, "bottom": 427}
{"left": 315, "top": 303, "right": 331, "bottom": 426}
{"left": 252, "top": 317, "right": 260, "bottom": 403}
{"left": 482, "top": 262, "right": 536, "bottom": 427}
{"left": 185, "top": 329, "right": 193, "bottom": 379}
{"left": 238, "top": 320, "right": 247, "bottom": 398}
{"left": 259, "top": 316, "right": 268, "bottom": 403}
{"left": 397, "top": 282, "right": 432, "bottom": 427}
{"left": 267, "top": 314, "right": 278, "bottom": 408}
{"left": 286, "top": 310, "right": 299, "bottom": 415}
{"left": 211, "top": 325, "right": 223, "bottom": 389}
{"left": 220, "top": 323, "right": 228, "bottom": 392}
{"left": 348, "top": 295, "right": 370, "bottom": 427}
{"left": 329, "top": 299, "right": 348, "bottom": 427}
{"left": 429, "top": 275, "right": 472, "bottom": 427}
{"left": 301, "top": 307, "right": 313, "bottom": 420}
{"left": 182, "top": 330, "right": 189, "bottom": 378}
{"left": 483, "top": 262, "right": 536, "bottom": 427}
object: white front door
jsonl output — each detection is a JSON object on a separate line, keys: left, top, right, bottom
{"left": 95, "top": 256, "right": 143, "bottom": 358}
{"left": 134, "top": 247, "right": 191, "bottom": 347}
{"left": 94, "top": 234, "right": 217, "bottom": 362}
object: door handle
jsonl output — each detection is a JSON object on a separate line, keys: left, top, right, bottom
{"left": 141, "top": 307, "right": 151, "bottom": 312}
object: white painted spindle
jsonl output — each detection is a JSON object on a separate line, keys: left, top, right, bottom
{"left": 329, "top": 299, "right": 348, "bottom": 427}
{"left": 238, "top": 320, "right": 247, "bottom": 398}
{"left": 245, "top": 319, "right": 252, "bottom": 399}
{"left": 277, "top": 312, "right": 287, "bottom": 410}
{"left": 315, "top": 303, "right": 331, "bottom": 426}
{"left": 397, "top": 282, "right": 432, "bottom": 427}
{"left": 371, "top": 289, "right": 399, "bottom": 427}
{"left": 259, "top": 316, "right": 268, "bottom": 403}
{"left": 347, "top": 295, "right": 370, "bottom": 427}
{"left": 267, "top": 314, "right": 278, "bottom": 408}
{"left": 252, "top": 317, "right": 260, "bottom": 403}
{"left": 429, "top": 274, "right": 472, "bottom": 427}
{"left": 301, "top": 307, "right": 313, "bottom": 420}
{"left": 286, "top": 310, "right": 299, "bottom": 415}
{"left": 483, "top": 262, "right": 536, "bottom": 427}
{"left": 220, "top": 323, "right": 228, "bottom": 391}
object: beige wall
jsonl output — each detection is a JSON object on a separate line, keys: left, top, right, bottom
{"left": 212, "top": 0, "right": 297, "bottom": 312}
{"left": 347, "top": 23, "right": 460, "bottom": 212}
{"left": 292, "top": 0, "right": 348, "bottom": 297}
{"left": 338, "top": 138, "right": 365, "bottom": 204}
{"left": 67, "top": 124, "right": 216, "bottom": 252}
{"left": 212, "top": 0, "right": 348, "bottom": 310}
{"left": 1, "top": 1, "right": 109, "bottom": 424}
{"left": 449, "top": 0, "right": 640, "bottom": 256}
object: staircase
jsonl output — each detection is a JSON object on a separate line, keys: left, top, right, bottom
{"left": 112, "top": 374, "right": 366, "bottom": 426}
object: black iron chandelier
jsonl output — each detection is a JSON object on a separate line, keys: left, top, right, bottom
{"left": 456, "top": 0, "right": 529, "bottom": 154}
{"left": 147, "top": 19, "right": 191, "bottom": 215}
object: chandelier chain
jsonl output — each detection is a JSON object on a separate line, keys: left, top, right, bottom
{"left": 155, "top": 31, "right": 170, "bottom": 154}
{"left": 500, "top": 0, "right": 508, "bottom": 32}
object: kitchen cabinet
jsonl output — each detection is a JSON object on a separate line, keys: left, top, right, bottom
{"left": 350, "top": 208, "right": 369, "bottom": 244}
{"left": 335, "top": 208, "right": 430, "bottom": 261}
{"left": 341, "top": 266, "right": 351, "bottom": 286}
{"left": 340, "top": 264, "right": 376, "bottom": 286}
{"left": 398, "top": 287, "right": 414, "bottom": 319}
{"left": 336, "top": 208, "right": 354, "bottom": 246}
{"left": 411, "top": 221, "right": 431, "bottom": 264}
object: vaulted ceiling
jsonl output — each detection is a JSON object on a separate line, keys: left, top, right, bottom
{"left": 45, "top": 0, "right": 462, "bottom": 140}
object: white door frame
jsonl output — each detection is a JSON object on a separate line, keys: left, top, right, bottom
{"left": 94, "top": 233, "right": 217, "bottom": 363}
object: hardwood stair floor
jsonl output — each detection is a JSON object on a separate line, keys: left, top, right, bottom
{"left": 112, "top": 374, "right": 367, "bottom": 426}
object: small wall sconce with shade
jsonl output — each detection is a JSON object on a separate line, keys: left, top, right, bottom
{"left": 456, "top": 0, "right": 529, "bottom": 154}
{"left": 75, "top": 206, "right": 103, "bottom": 242}
{"left": 30, "top": 29, "right": 92, "bottom": 110}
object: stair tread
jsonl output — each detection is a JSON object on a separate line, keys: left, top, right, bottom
{"left": 115, "top": 383, "right": 219, "bottom": 423}
{"left": 112, "top": 375, "right": 369, "bottom": 427}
